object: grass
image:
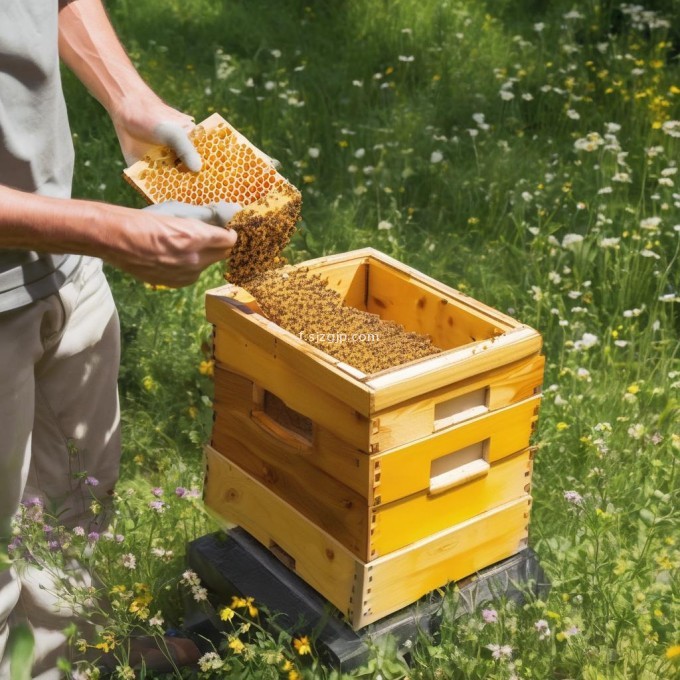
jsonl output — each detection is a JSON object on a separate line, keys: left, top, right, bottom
{"left": 11, "top": 0, "right": 679, "bottom": 677}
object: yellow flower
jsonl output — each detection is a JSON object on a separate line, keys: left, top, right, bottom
{"left": 302, "top": 175, "right": 316, "bottom": 184}
{"left": 293, "top": 635, "right": 312, "bottom": 656}
{"left": 187, "top": 405, "right": 198, "bottom": 419}
{"left": 228, "top": 637, "right": 245, "bottom": 654}
{"left": 220, "top": 606, "right": 235, "bottom": 622}
{"left": 626, "top": 383, "right": 640, "bottom": 394}
{"left": 282, "top": 660, "right": 293, "bottom": 671}
{"left": 289, "top": 671, "right": 301, "bottom": 680}
{"left": 556, "top": 422, "right": 569, "bottom": 431}
{"left": 142, "top": 375, "right": 157, "bottom": 392}
{"left": 199, "top": 360, "right": 214, "bottom": 377}
{"left": 666, "top": 645, "right": 680, "bottom": 659}
{"left": 467, "top": 217, "right": 479, "bottom": 225}
{"left": 670, "top": 85, "right": 680, "bottom": 95}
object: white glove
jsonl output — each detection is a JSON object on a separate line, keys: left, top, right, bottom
{"left": 144, "top": 200, "right": 241, "bottom": 226}
{"left": 153, "top": 122, "right": 203, "bottom": 173}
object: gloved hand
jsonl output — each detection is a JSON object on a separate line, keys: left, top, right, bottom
{"left": 111, "top": 99, "right": 203, "bottom": 171}
{"left": 143, "top": 200, "right": 242, "bottom": 227}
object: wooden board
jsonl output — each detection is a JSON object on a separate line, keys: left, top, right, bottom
{"left": 372, "top": 353, "right": 544, "bottom": 452}
{"left": 203, "top": 445, "right": 530, "bottom": 629}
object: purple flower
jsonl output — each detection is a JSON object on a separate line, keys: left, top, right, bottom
{"left": 23, "top": 497, "right": 43, "bottom": 508}
{"left": 48, "top": 540, "right": 61, "bottom": 552}
{"left": 87, "top": 531, "right": 100, "bottom": 543}
{"left": 148, "top": 500, "right": 166, "bottom": 513}
{"left": 73, "top": 526, "right": 85, "bottom": 537}
{"left": 487, "top": 643, "right": 513, "bottom": 660}
{"left": 564, "top": 490, "right": 584, "bottom": 506}
{"left": 84, "top": 476, "right": 99, "bottom": 487}
{"left": 482, "top": 608, "right": 498, "bottom": 623}
{"left": 152, "top": 487, "right": 164, "bottom": 497}
{"left": 115, "top": 534, "right": 125, "bottom": 543}
{"left": 175, "top": 487, "right": 187, "bottom": 498}
{"left": 43, "top": 524, "right": 54, "bottom": 534}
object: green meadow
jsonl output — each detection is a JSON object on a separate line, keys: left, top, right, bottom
{"left": 14, "top": 0, "right": 679, "bottom": 677}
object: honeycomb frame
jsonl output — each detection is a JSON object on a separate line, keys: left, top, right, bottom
{"left": 123, "top": 113, "right": 301, "bottom": 283}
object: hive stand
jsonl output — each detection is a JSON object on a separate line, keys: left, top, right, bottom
{"left": 184, "top": 529, "right": 549, "bottom": 672}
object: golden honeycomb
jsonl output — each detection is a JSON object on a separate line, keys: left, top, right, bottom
{"left": 244, "top": 268, "right": 441, "bottom": 374}
{"left": 124, "top": 114, "right": 301, "bottom": 283}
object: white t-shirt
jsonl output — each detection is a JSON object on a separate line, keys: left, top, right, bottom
{"left": 0, "top": 0, "right": 81, "bottom": 312}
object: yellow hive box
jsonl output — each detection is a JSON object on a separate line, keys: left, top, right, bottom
{"left": 204, "top": 445, "right": 532, "bottom": 630}
{"left": 204, "top": 248, "right": 544, "bottom": 626}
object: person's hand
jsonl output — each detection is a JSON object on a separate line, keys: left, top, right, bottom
{"left": 110, "top": 98, "right": 202, "bottom": 171}
{"left": 104, "top": 201, "right": 240, "bottom": 287}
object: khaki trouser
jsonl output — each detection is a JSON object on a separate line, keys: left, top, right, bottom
{"left": 0, "top": 257, "right": 121, "bottom": 678}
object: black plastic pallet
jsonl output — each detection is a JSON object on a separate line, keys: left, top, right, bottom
{"left": 185, "top": 529, "right": 549, "bottom": 671}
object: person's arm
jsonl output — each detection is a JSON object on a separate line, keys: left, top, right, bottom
{"left": 0, "top": 185, "right": 237, "bottom": 287}
{"left": 58, "top": 0, "right": 201, "bottom": 170}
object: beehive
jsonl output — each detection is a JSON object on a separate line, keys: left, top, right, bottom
{"left": 204, "top": 248, "right": 544, "bottom": 629}
{"left": 123, "top": 113, "right": 301, "bottom": 283}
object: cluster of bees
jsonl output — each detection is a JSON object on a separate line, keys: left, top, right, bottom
{"left": 244, "top": 268, "right": 440, "bottom": 374}
{"left": 130, "top": 118, "right": 439, "bottom": 373}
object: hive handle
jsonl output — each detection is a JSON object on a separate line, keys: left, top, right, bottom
{"left": 428, "top": 440, "right": 490, "bottom": 495}
{"left": 250, "top": 410, "right": 313, "bottom": 454}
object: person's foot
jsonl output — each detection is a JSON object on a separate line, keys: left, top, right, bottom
{"left": 98, "top": 634, "right": 201, "bottom": 672}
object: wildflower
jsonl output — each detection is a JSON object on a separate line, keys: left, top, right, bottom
{"left": 574, "top": 132, "right": 604, "bottom": 152}
{"left": 640, "top": 216, "right": 661, "bottom": 231}
{"left": 73, "top": 526, "right": 85, "bottom": 537}
{"left": 573, "top": 332, "right": 598, "bottom": 351}
{"left": 612, "top": 172, "right": 631, "bottom": 183}
{"left": 293, "top": 635, "right": 312, "bottom": 655}
{"left": 193, "top": 587, "right": 208, "bottom": 602}
{"left": 667, "top": 645, "right": 680, "bottom": 659}
{"left": 198, "top": 652, "right": 224, "bottom": 671}
{"left": 115, "top": 534, "right": 125, "bottom": 543}
{"left": 482, "top": 608, "right": 499, "bottom": 623}
{"left": 352, "top": 79, "right": 363, "bottom": 87}
{"left": 220, "top": 606, "right": 235, "bottom": 622}
{"left": 84, "top": 476, "right": 99, "bottom": 487}
{"left": 87, "top": 532, "right": 100, "bottom": 543}
{"left": 354, "top": 148, "right": 365, "bottom": 159}
{"left": 556, "top": 422, "right": 569, "bottom": 431}
{"left": 199, "top": 360, "right": 214, "bottom": 377}
{"left": 122, "top": 553, "right": 136, "bottom": 570}
{"left": 627, "top": 423, "right": 646, "bottom": 440}
{"left": 151, "top": 487, "right": 163, "bottom": 497}
{"left": 398, "top": 55, "right": 415, "bottom": 62}
{"left": 557, "top": 625, "right": 580, "bottom": 641}
{"left": 535, "top": 619, "right": 551, "bottom": 640}
{"left": 564, "top": 490, "right": 583, "bottom": 505}
{"left": 175, "top": 487, "right": 187, "bottom": 497}
{"left": 562, "top": 233, "right": 584, "bottom": 249}
{"left": 600, "top": 237, "right": 620, "bottom": 248}
{"left": 142, "top": 376, "right": 157, "bottom": 392}
{"left": 182, "top": 570, "right": 201, "bottom": 587}
{"left": 149, "top": 611, "right": 164, "bottom": 628}
{"left": 533, "top": 22, "right": 545, "bottom": 32}
{"left": 115, "top": 666, "right": 135, "bottom": 680}
{"left": 377, "top": 220, "right": 393, "bottom": 231}
{"left": 308, "top": 147, "right": 320, "bottom": 159}
{"left": 487, "top": 643, "right": 513, "bottom": 660}
{"left": 148, "top": 500, "right": 166, "bottom": 513}
{"left": 228, "top": 636, "right": 245, "bottom": 654}
{"left": 500, "top": 89, "right": 515, "bottom": 101}
{"left": 661, "top": 120, "right": 680, "bottom": 138}
{"left": 430, "top": 150, "right": 444, "bottom": 163}
{"left": 472, "top": 113, "right": 490, "bottom": 131}
{"left": 566, "top": 108, "right": 580, "bottom": 120}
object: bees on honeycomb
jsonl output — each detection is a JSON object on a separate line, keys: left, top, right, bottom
{"left": 245, "top": 268, "right": 441, "bottom": 374}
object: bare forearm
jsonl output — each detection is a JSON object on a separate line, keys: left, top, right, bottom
{"left": 58, "top": 0, "right": 159, "bottom": 115}
{"left": 0, "top": 184, "right": 123, "bottom": 257}
{"left": 0, "top": 185, "right": 237, "bottom": 287}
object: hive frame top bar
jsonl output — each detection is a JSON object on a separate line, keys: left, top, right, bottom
{"left": 122, "top": 113, "right": 279, "bottom": 205}
{"left": 206, "top": 248, "right": 543, "bottom": 412}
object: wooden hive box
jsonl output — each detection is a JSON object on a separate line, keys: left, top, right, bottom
{"left": 204, "top": 248, "right": 543, "bottom": 628}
